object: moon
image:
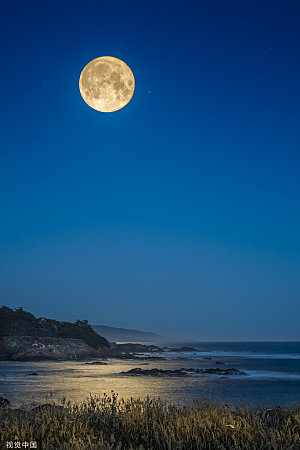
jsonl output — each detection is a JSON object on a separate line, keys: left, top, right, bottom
{"left": 79, "top": 56, "right": 135, "bottom": 112}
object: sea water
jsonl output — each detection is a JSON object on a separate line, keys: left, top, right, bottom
{"left": 0, "top": 341, "right": 299, "bottom": 407}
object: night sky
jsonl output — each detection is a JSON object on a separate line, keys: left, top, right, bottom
{"left": 1, "top": 1, "right": 299, "bottom": 340}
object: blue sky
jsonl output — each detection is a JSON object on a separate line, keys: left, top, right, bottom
{"left": 0, "top": 0, "right": 299, "bottom": 339}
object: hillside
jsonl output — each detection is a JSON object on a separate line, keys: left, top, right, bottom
{"left": 93, "top": 324, "right": 162, "bottom": 342}
{"left": 0, "top": 307, "right": 167, "bottom": 361}
{"left": 0, "top": 306, "right": 109, "bottom": 349}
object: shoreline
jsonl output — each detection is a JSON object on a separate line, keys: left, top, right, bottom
{"left": 1, "top": 341, "right": 300, "bottom": 409}
{"left": 0, "top": 335, "right": 195, "bottom": 362}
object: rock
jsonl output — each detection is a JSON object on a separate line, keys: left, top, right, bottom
{"left": 202, "top": 356, "right": 212, "bottom": 360}
{"left": 26, "top": 372, "right": 39, "bottom": 376}
{"left": 121, "top": 368, "right": 187, "bottom": 377}
{"left": 115, "top": 343, "right": 164, "bottom": 354}
{"left": 84, "top": 361, "right": 108, "bottom": 365}
{"left": 117, "top": 353, "right": 165, "bottom": 361}
{"left": 215, "top": 361, "right": 225, "bottom": 365}
{"left": 2, "top": 336, "right": 102, "bottom": 361}
{"left": 0, "top": 396, "right": 10, "bottom": 407}
{"left": 121, "top": 367, "right": 248, "bottom": 377}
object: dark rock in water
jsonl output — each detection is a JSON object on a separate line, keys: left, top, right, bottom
{"left": 0, "top": 396, "right": 10, "bottom": 407}
{"left": 84, "top": 361, "right": 108, "bottom": 365}
{"left": 117, "top": 353, "right": 165, "bottom": 361}
{"left": 113, "top": 343, "right": 164, "bottom": 354}
{"left": 121, "top": 368, "right": 187, "bottom": 377}
{"left": 169, "top": 347, "right": 197, "bottom": 352}
{"left": 215, "top": 361, "right": 225, "bottom": 365}
{"left": 26, "top": 372, "right": 39, "bottom": 376}
{"left": 121, "top": 367, "right": 248, "bottom": 377}
{"left": 202, "top": 356, "right": 212, "bottom": 360}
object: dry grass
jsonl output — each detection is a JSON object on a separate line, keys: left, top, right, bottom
{"left": 0, "top": 393, "right": 300, "bottom": 449}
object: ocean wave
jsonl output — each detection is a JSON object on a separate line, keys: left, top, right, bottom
{"left": 163, "top": 351, "right": 300, "bottom": 360}
{"left": 245, "top": 370, "right": 300, "bottom": 380}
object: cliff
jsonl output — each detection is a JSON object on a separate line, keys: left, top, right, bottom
{"left": 0, "top": 336, "right": 102, "bottom": 361}
{"left": 0, "top": 306, "right": 109, "bottom": 360}
{"left": 0, "top": 306, "right": 109, "bottom": 349}
{"left": 0, "top": 306, "right": 167, "bottom": 361}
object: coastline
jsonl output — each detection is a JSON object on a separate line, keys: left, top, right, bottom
{"left": 0, "top": 335, "right": 169, "bottom": 362}
{"left": 1, "top": 342, "right": 300, "bottom": 408}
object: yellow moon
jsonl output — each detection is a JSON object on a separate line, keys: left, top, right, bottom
{"left": 79, "top": 56, "right": 135, "bottom": 112}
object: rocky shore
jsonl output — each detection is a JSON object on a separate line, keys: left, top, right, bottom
{"left": 121, "top": 367, "right": 248, "bottom": 377}
{"left": 0, "top": 307, "right": 201, "bottom": 362}
{"left": 0, "top": 336, "right": 102, "bottom": 361}
{"left": 0, "top": 336, "right": 189, "bottom": 362}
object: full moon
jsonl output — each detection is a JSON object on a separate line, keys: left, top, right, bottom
{"left": 79, "top": 56, "right": 135, "bottom": 112}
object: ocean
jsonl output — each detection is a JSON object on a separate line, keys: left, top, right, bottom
{"left": 1, "top": 341, "right": 299, "bottom": 407}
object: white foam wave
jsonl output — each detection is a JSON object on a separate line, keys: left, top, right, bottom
{"left": 164, "top": 350, "right": 300, "bottom": 360}
{"left": 246, "top": 370, "right": 300, "bottom": 380}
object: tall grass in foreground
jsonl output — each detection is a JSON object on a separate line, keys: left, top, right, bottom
{"left": 0, "top": 393, "right": 300, "bottom": 449}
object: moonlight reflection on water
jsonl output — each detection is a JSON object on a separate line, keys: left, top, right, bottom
{"left": 1, "top": 351, "right": 300, "bottom": 407}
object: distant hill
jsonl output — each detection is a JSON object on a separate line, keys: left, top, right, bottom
{"left": 92, "top": 325, "right": 162, "bottom": 342}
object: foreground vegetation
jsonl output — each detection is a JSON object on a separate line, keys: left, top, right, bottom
{"left": 1, "top": 394, "right": 299, "bottom": 449}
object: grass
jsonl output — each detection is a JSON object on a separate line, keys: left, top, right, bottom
{"left": 0, "top": 393, "right": 300, "bottom": 449}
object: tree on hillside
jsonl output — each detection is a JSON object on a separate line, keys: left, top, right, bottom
{"left": 0, "top": 306, "right": 109, "bottom": 349}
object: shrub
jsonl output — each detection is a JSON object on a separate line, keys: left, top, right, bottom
{"left": 0, "top": 394, "right": 299, "bottom": 449}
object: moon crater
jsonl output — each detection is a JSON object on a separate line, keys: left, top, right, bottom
{"left": 79, "top": 56, "right": 135, "bottom": 112}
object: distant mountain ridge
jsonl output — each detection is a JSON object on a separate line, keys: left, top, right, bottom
{"left": 92, "top": 325, "right": 162, "bottom": 342}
